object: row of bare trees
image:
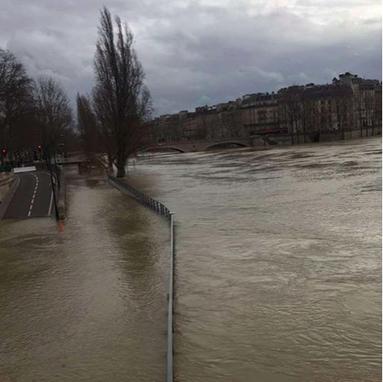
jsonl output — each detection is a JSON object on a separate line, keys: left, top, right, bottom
{"left": 1, "top": 7, "right": 151, "bottom": 175}
{"left": 0, "top": 49, "right": 75, "bottom": 164}
{"left": 77, "top": 7, "right": 152, "bottom": 177}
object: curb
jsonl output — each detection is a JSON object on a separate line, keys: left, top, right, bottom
{"left": 0, "top": 176, "right": 20, "bottom": 220}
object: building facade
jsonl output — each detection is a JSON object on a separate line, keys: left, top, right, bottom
{"left": 146, "top": 73, "right": 381, "bottom": 149}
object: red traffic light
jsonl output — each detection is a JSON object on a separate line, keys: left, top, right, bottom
{"left": 37, "top": 145, "right": 42, "bottom": 151}
{"left": 1, "top": 148, "right": 7, "bottom": 157}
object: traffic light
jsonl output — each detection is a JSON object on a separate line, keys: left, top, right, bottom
{"left": 37, "top": 145, "right": 42, "bottom": 152}
{"left": 1, "top": 148, "right": 7, "bottom": 158}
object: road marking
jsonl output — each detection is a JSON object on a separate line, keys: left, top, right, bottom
{"left": 28, "top": 174, "right": 39, "bottom": 218}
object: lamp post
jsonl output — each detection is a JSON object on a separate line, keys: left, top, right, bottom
{"left": 44, "top": 144, "right": 59, "bottom": 221}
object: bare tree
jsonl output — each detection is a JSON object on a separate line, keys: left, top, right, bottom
{"left": 93, "top": 7, "right": 152, "bottom": 177}
{"left": 0, "top": 49, "right": 33, "bottom": 154}
{"left": 77, "top": 94, "right": 99, "bottom": 155}
{"left": 33, "top": 77, "right": 72, "bottom": 152}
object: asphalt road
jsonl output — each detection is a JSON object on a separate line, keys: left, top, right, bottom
{"left": 3, "top": 171, "right": 53, "bottom": 219}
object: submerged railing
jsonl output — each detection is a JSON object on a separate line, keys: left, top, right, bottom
{"left": 107, "top": 175, "right": 175, "bottom": 382}
{"left": 108, "top": 175, "right": 171, "bottom": 218}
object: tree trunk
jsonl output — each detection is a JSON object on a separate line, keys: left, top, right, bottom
{"left": 117, "top": 165, "right": 125, "bottom": 177}
{"left": 116, "top": 152, "right": 126, "bottom": 177}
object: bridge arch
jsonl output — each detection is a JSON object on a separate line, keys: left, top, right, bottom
{"left": 139, "top": 146, "right": 185, "bottom": 153}
{"left": 205, "top": 141, "right": 250, "bottom": 150}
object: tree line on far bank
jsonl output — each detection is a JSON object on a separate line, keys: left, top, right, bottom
{"left": 0, "top": 6, "right": 152, "bottom": 177}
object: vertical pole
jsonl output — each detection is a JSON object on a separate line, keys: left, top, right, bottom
{"left": 45, "top": 146, "right": 59, "bottom": 221}
{"left": 166, "top": 212, "right": 174, "bottom": 382}
{"left": 53, "top": 151, "right": 60, "bottom": 188}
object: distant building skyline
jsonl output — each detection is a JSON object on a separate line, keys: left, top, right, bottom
{"left": 155, "top": 72, "right": 381, "bottom": 116}
{"left": 147, "top": 72, "right": 381, "bottom": 148}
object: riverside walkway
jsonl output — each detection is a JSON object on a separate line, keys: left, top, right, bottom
{"left": 108, "top": 175, "right": 176, "bottom": 382}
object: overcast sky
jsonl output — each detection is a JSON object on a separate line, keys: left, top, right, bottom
{"left": 1, "top": 0, "right": 381, "bottom": 115}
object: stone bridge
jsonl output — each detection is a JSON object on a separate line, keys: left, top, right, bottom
{"left": 141, "top": 139, "right": 254, "bottom": 153}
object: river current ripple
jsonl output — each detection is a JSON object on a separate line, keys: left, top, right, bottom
{"left": 0, "top": 138, "right": 380, "bottom": 381}
{"left": 131, "top": 137, "right": 381, "bottom": 382}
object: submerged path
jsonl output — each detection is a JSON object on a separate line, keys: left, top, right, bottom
{"left": 0, "top": 167, "right": 168, "bottom": 381}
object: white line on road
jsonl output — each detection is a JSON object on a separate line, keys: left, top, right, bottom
{"left": 27, "top": 174, "right": 39, "bottom": 218}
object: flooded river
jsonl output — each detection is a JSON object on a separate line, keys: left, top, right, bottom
{"left": 131, "top": 137, "right": 381, "bottom": 382}
{"left": 0, "top": 169, "right": 169, "bottom": 381}
{"left": 0, "top": 137, "right": 381, "bottom": 381}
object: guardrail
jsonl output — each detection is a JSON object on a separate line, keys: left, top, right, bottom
{"left": 107, "top": 175, "right": 175, "bottom": 381}
{"left": 108, "top": 175, "right": 171, "bottom": 220}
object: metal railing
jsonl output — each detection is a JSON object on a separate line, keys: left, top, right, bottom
{"left": 108, "top": 175, "right": 171, "bottom": 219}
{"left": 107, "top": 175, "right": 175, "bottom": 381}
{"left": 167, "top": 211, "right": 175, "bottom": 382}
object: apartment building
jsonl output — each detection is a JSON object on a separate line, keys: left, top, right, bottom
{"left": 146, "top": 73, "right": 381, "bottom": 147}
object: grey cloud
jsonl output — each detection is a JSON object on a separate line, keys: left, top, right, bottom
{"left": 0, "top": 0, "right": 381, "bottom": 115}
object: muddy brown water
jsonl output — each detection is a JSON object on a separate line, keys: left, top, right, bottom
{"left": 0, "top": 137, "right": 381, "bottom": 381}
{"left": 131, "top": 137, "right": 381, "bottom": 382}
{"left": 0, "top": 168, "right": 169, "bottom": 381}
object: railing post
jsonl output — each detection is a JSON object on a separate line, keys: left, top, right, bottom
{"left": 166, "top": 212, "right": 175, "bottom": 382}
